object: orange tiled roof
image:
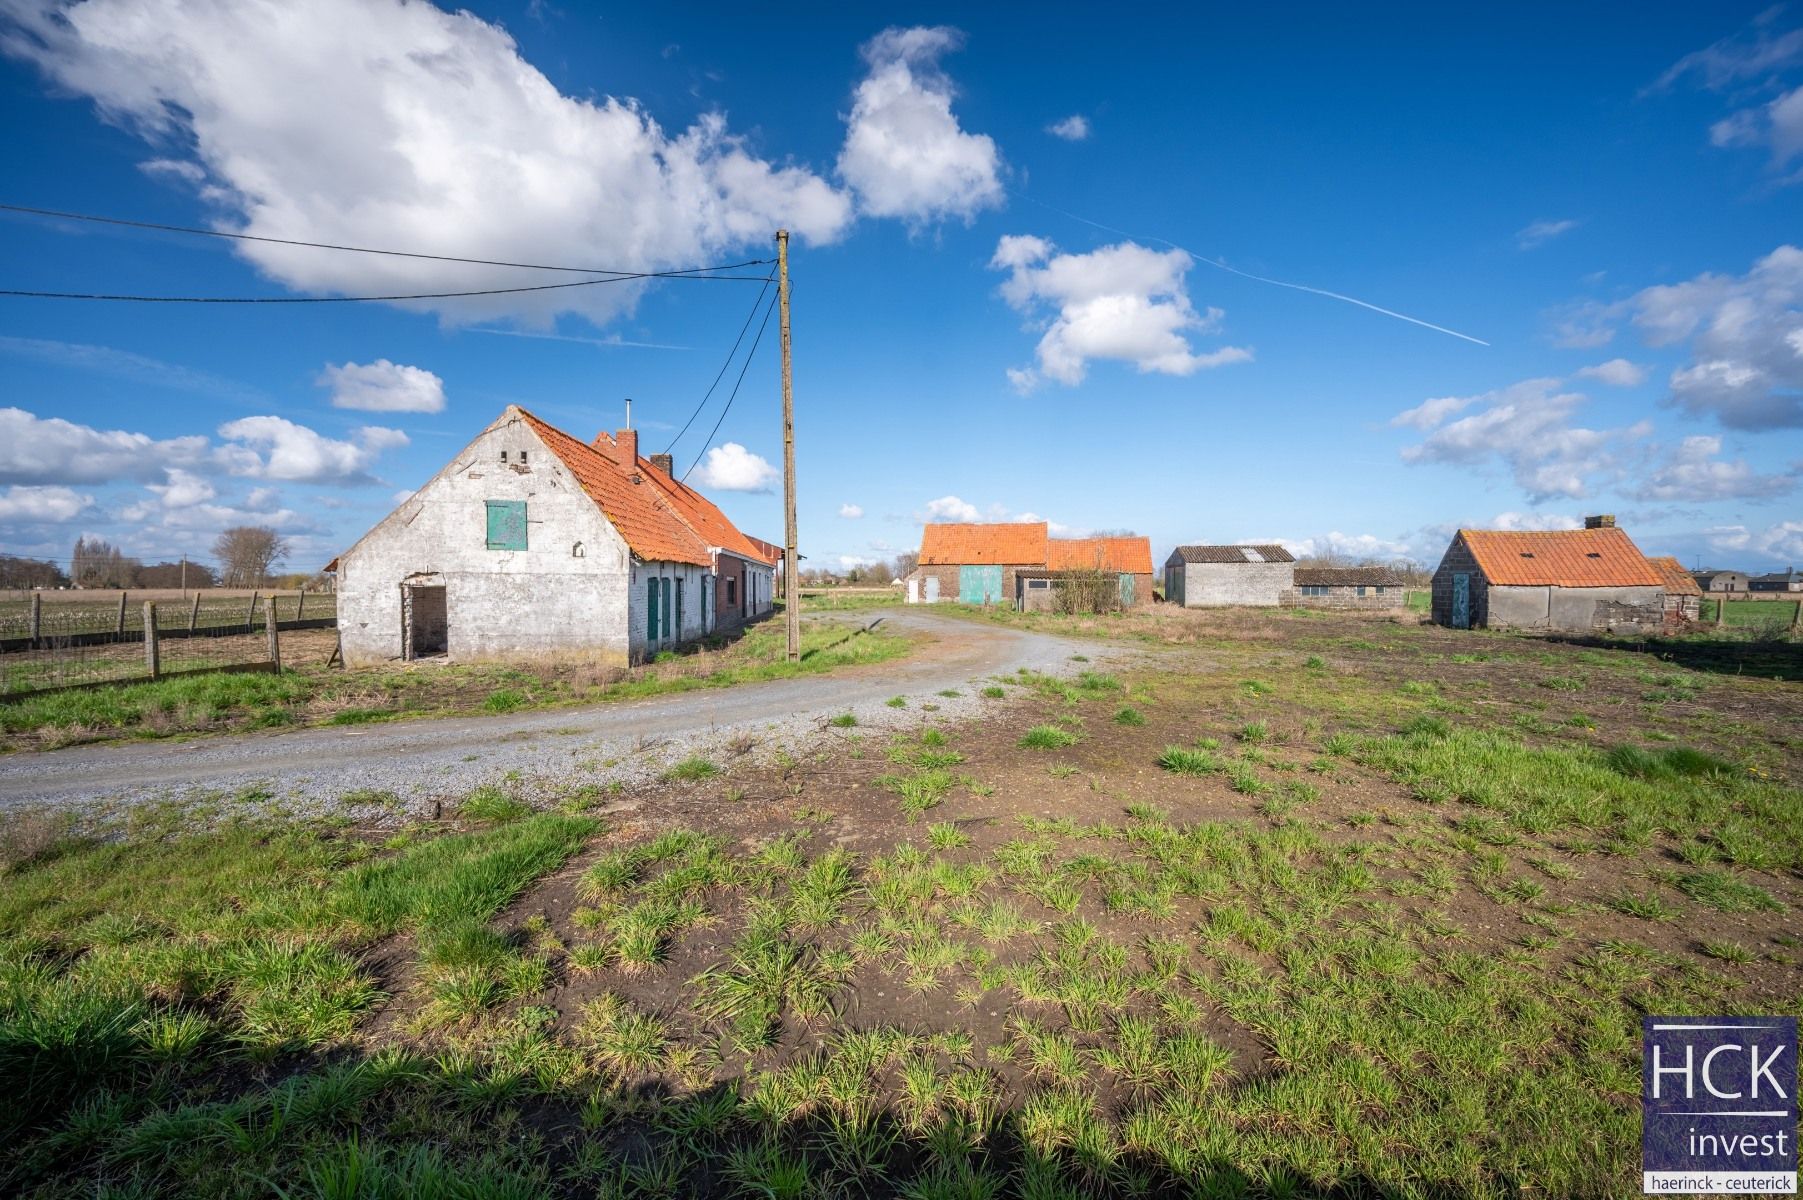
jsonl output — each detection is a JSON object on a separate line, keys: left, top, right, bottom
{"left": 516, "top": 408, "right": 712, "bottom": 566}
{"left": 1649, "top": 555, "right": 1703, "bottom": 596}
{"left": 1459, "top": 527, "right": 1663, "bottom": 588}
{"left": 593, "top": 434, "right": 779, "bottom": 566}
{"left": 1046, "top": 536, "right": 1154, "bottom": 574}
{"left": 920, "top": 522, "right": 1049, "bottom": 565}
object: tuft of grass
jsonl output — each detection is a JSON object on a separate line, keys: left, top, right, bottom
{"left": 1113, "top": 707, "right": 1145, "bottom": 727}
{"left": 887, "top": 696, "right": 908, "bottom": 709}
{"left": 1157, "top": 745, "right": 1223, "bottom": 776}
{"left": 981, "top": 686, "right": 1006, "bottom": 699}
{"left": 660, "top": 757, "right": 722, "bottom": 783}
{"left": 1671, "top": 869, "right": 1784, "bottom": 914}
{"left": 1019, "top": 725, "right": 1079, "bottom": 750}
{"left": 827, "top": 713, "right": 858, "bottom": 728}
{"left": 459, "top": 786, "right": 529, "bottom": 824}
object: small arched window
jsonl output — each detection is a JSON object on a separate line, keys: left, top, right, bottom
{"left": 572, "top": 542, "right": 586, "bottom": 558}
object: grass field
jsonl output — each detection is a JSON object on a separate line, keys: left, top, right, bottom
{"left": 0, "top": 617, "right": 910, "bottom": 750}
{"left": 3, "top": 607, "right": 1797, "bottom": 1197}
{"left": 1699, "top": 596, "right": 1800, "bottom": 629}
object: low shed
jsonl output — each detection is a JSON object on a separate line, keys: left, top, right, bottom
{"left": 1285, "top": 567, "right": 1408, "bottom": 609}
{"left": 1164, "top": 544, "right": 1295, "bottom": 607}
{"left": 1017, "top": 536, "right": 1156, "bottom": 611}
{"left": 1649, "top": 556, "right": 1703, "bottom": 624}
{"left": 1430, "top": 525, "right": 1664, "bottom": 632}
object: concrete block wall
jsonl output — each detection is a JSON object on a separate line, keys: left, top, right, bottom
{"left": 1430, "top": 538, "right": 1486, "bottom": 627}
{"left": 1180, "top": 562, "right": 1295, "bottom": 607}
{"left": 1285, "top": 586, "right": 1408, "bottom": 610}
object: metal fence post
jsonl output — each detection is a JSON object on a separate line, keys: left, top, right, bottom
{"left": 265, "top": 597, "right": 280, "bottom": 671}
{"left": 144, "top": 601, "right": 160, "bottom": 680}
{"left": 116, "top": 591, "right": 128, "bottom": 635}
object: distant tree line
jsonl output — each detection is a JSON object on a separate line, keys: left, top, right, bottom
{"left": 0, "top": 526, "right": 298, "bottom": 592}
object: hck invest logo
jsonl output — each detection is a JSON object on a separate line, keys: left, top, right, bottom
{"left": 1644, "top": 1017, "right": 1797, "bottom": 1194}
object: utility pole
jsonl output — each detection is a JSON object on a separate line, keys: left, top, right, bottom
{"left": 777, "top": 230, "right": 799, "bottom": 663}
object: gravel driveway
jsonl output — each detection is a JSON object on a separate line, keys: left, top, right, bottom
{"left": 0, "top": 608, "right": 1139, "bottom": 821}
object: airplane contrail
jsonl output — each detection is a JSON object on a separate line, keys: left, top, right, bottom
{"left": 1011, "top": 191, "right": 1490, "bottom": 347}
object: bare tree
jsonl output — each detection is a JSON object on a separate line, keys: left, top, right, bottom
{"left": 213, "top": 526, "right": 291, "bottom": 587}
{"left": 892, "top": 550, "right": 919, "bottom": 579}
{"left": 71, "top": 536, "right": 137, "bottom": 588}
{"left": 864, "top": 561, "right": 893, "bottom": 585}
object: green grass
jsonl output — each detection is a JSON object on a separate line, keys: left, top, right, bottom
{"left": 1019, "top": 725, "right": 1079, "bottom": 750}
{"left": 660, "top": 756, "right": 722, "bottom": 783}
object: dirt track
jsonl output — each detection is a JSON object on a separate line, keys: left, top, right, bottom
{"left": 0, "top": 609, "right": 1142, "bottom": 816}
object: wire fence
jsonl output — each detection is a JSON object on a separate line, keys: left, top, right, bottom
{"left": 0, "top": 594, "right": 337, "bottom": 697}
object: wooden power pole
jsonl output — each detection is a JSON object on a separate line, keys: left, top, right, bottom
{"left": 777, "top": 230, "right": 799, "bottom": 663}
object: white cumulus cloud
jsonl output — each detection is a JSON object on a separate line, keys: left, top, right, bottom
{"left": 0, "top": 407, "right": 209, "bottom": 485}
{"left": 691, "top": 443, "right": 778, "bottom": 492}
{"left": 320, "top": 359, "right": 446, "bottom": 413}
{"left": 918, "top": 495, "right": 981, "bottom": 523}
{"left": 1631, "top": 435, "right": 1799, "bottom": 501}
{"left": 1389, "top": 395, "right": 1473, "bottom": 430}
{"left": 1045, "top": 114, "right": 1090, "bottom": 141}
{"left": 838, "top": 26, "right": 1003, "bottom": 224}
{"left": 990, "top": 235, "right": 1251, "bottom": 389}
{"left": 0, "top": 484, "right": 95, "bottom": 524}
{"left": 216, "top": 417, "right": 407, "bottom": 486}
{"left": 1516, "top": 218, "right": 1580, "bottom": 250}
{"left": 1575, "top": 358, "right": 1648, "bottom": 387}
{"left": 838, "top": 503, "right": 864, "bottom": 519}
{"left": 4, "top": 0, "right": 852, "bottom": 327}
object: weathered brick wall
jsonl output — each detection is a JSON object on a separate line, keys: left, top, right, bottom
{"left": 1180, "top": 562, "right": 1294, "bottom": 607}
{"left": 1284, "top": 586, "right": 1407, "bottom": 610}
{"left": 907, "top": 564, "right": 1024, "bottom": 605}
{"left": 1429, "top": 537, "right": 1486, "bottom": 627}
{"left": 714, "top": 555, "right": 747, "bottom": 624}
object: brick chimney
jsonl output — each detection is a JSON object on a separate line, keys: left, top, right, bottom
{"left": 614, "top": 428, "right": 638, "bottom": 475}
{"left": 649, "top": 452, "right": 674, "bottom": 476}
{"left": 1584, "top": 514, "right": 1615, "bottom": 529}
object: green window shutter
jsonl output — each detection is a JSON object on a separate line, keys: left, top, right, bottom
{"left": 646, "top": 576, "right": 659, "bottom": 640}
{"left": 485, "top": 500, "right": 527, "bottom": 550}
{"left": 674, "top": 578, "right": 684, "bottom": 639}
{"left": 662, "top": 579, "right": 672, "bottom": 638}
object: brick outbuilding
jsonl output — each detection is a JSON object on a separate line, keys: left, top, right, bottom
{"left": 1429, "top": 521, "right": 1664, "bottom": 632}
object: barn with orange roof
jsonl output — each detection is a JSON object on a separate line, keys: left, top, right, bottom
{"left": 333, "top": 406, "right": 774, "bottom": 666}
{"left": 1429, "top": 515, "right": 1666, "bottom": 632}
{"left": 905, "top": 523, "right": 1152, "bottom": 609}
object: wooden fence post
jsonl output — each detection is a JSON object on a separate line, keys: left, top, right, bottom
{"left": 189, "top": 592, "right": 201, "bottom": 633}
{"left": 1791, "top": 600, "right": 1801, "bottom": 636}
{"left": 29, "top": 592, "right": 40, "bottom": 643}
{"left": 265, "top": 597, "right": 280, "bottom": 671}
{"left": 116, "top": 590, "right": 128, "bottom": 635}
{"left": 1716, "top": 594, "right": 1726, "bottom": 626}
{"left": 144, "top": 601, "right": 160, "bottom": 679}
{"left": 296, "top": 588, "right": 306, "bottom": 620}
{"left": 245, "top": 590, "right": 259, "bottom": 632}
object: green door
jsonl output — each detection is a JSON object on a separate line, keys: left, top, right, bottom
{"left": 674, "top": 578, "right": 684, "bottom": 641}
{"left": 1451, "top": 573, "right": 1470, "bottom": 629}
{"left": 1119, "top": 573, "right": 1135, "bottom": 607}
{"left": 646, "top": 577, "right": 660, "bottom": 641}
{"left": 959, "top": 565, "right": 1003, "bottom": 604}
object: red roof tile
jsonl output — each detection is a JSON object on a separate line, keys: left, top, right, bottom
{"left": 1649, "top": 555, "right": 1703, "bottom": 596}
{"left": 1046, "top": 536, "right": 1153, "bottom": 574}
{"left": 516, "top": 408, "right": 712, "bottom": 566}
{"left": 593, "top": 435, "right": 779, "bottom": 566}
{"left": 1459, "top": 527, "right": 1662, "bottom": 588}
{"left": 919, "top": 522, "right": 1049, "bottom": 565}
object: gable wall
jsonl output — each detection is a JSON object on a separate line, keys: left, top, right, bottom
{"left": 1179, "top": 561, "right": 1294, "bottom": 607}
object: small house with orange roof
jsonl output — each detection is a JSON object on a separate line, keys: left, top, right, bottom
{"left": 905, "top": 523, "right": 1153, "bottom": 609}
{"left": 334, "top": 406, "right": 774, "bottom": 666}
{"left": 1648, "top": 556, "right": 1703, "bottom": 624}
{"left": 1429, "top": 515, "right": 1665, "bottom": 632}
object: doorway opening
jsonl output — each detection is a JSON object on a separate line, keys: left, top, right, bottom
{"left": 406, "top": 585, "right": 448, "bottom": 658}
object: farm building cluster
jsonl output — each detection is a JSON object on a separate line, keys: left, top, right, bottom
{"left": 902, "top": 523, "right": 1155, "bottom": 611}
{"left": 332, "top": 406, "right": 777, "bottom": 667}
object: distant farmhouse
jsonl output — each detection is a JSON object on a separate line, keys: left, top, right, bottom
{"left": 333, "top": 406, "right": 776, "bottom": 666}
{"left": 1163, "top": 544, "right": 1295, "bottom": 608}
{"left": 1749, "top": 568, "right": 1803, "bottom": 594}
{"left": 1286, "top": 566, "right": 1408, "bottom": 610}
{"left": 1692, "top": 569, "right": 1750, "bottom": 594}
{"left": 1429, "top": 517, "right": 1664, "bottom": 632}
{"left": 905, "top": 523, "right": 1152, "bottom": 610}
{"left": 1648, "top": 556, "right": 1703, "bottom": 624}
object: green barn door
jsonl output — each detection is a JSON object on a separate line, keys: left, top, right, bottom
{"left": 1119, "top": 574, "right": 1135, "bottom": 607}
{"left": 959, "top": 565, "right": 1003, "bottom": 604}
{"left": 646, "top": 577, "right": 660, "bottom": 642}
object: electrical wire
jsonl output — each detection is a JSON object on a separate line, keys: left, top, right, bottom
{"left": 0, "top": 271, "right": 773, "bottom": 304}
{"left": 0, "top": 202, "right": 775, "bottom": 277}
{"left": 662, "top": 277, "right": 772, "bottom": 456}
{"left": 680, "top": 288, "right": 778, "bottom": 485}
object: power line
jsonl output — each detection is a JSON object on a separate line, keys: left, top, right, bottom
{"left": 1, "top": 202, "right": 775, "bottom": 277}
{"left": 681, "top": 288, "right": 779, "bottom": 485}
{"left": 0, "top": 271, "right": 773, "bottom": 305}
{"left": 663, "top": 277, "right": 772, "bottom": 456}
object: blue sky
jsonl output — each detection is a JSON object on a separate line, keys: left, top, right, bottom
{"left": 2, "top": 1, "right": 1800, "bottom": 577}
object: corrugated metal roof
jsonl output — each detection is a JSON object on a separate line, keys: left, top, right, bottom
{"left": 1292, "top": 566, "right": 1406, "bottom": 587}
{"left": 919, "top": 522, "right": 1049, "bottom": 565}
{"left": 1459, "top": 527, "right": 1662, "bottom": 588}
{"left": 1046, "top": 536, "right": 1153, "bottom": 574}
{"left": 1169, "top": 544, "right": 1296, "bottom": 564}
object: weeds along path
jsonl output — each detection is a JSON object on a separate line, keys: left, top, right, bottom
{"left": 0, "top": 608, "right": 1154, "bottom": 817}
